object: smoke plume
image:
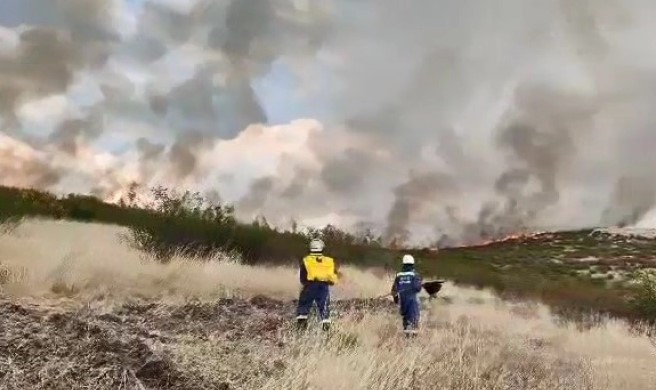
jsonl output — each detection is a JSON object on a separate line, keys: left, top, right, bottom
{"left": 2, "top": 0, "right": 656, "bottom": 246}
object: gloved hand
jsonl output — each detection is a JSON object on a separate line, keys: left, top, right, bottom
{"left": 393, "top": 294, "right": 399, "bottom": 304}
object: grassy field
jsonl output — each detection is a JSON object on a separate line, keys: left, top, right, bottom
{"left": 1, "top": 219, "right": 655, "bottom": 389}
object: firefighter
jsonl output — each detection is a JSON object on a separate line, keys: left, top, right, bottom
{"left": 391, "top": 254, "right": 422, "bottom": 336}
{"left": 296, "top": 238, "right": 339, "bottom": 331}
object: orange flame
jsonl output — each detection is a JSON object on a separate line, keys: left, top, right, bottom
{"left": 455, "top": 230, "right": 548, "bottom": 248}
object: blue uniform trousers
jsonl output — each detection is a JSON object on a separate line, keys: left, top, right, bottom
{"left": 296, "top": 282, "right": 331, "bottom": 323}
{"left": 399, "top": 294, "right": 420, "bottom": 332}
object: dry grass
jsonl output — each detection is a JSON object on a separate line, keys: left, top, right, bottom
{"left": 0, "top": 219, "right": 388, "bottom": 303}
{"left": 1, "top": 219, "right": 655, "bottom": 389}
{"left": 425, "top": 291, "right": 656, "bottom": 390}
{"left": 166, "top": 294, "right": 656, "bottom": 390}
{"left": 172, "top": 313, "right": 595, "bottom": 390}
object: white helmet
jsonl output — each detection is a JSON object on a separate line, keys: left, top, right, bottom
{"left": 310, "top": 238, "right": 325, "bottom": 253}
{"left": 402, "top": 254, "right": 415, "bottom": 264}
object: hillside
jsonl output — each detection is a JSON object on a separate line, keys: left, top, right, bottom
{"left": 0, "top": 220, "right": 654, "bottom": 389}
{"left": 424, "top": 227, "right": 656, "bottom": 289}
{"left": 415, "top": 229, "right": 656, "bottom": 323}
{"left": 446, "top": 228, "right": 656, "bottom": 280}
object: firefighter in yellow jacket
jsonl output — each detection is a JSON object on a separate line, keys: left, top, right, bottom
{"left": 296, "top": 238, "right": 338, "bottom": 331}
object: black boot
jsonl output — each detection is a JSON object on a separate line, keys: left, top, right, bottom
{"left": 321, "top": 321, "right": 331, "bottom": 332}
{"left": 296, "top": 317, "right": 308, "bottom": 331}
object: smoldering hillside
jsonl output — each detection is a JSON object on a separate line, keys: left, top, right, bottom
{"left": 2, "top": 0, "right": 656, "bottom": 246}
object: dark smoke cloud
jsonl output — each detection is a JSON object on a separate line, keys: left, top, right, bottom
{"left": 385, "top": 172, "right": 458, "bottom": 244}
{"left": 141, "top": 0, "right": 329, "bottom": 139}
{"left": 320, "top": 148, "right": 374, "bottom": 194}
{"left": 168, "top": 132, "right": 213, "bottom": 181}
{"left": 213, "top": 0, "right": 273, "bottom": 58}
{"left": 0, "top": 0, "right": 329, "bottom": 189}
{"left": 0, "top": 28, "right": 78, "bottom": 125}
{"left": 0, "top": 0, "right": 117, "bottom": 134}
{"left": 49, "top": 115, "right": 104, "bottom": 156}
{"left": 17, "top": 160, "right": 62, "bottom": 189}
{"left": 237, "top": 176, "right": 275, "bottom": 217}
{"left": 134, "top": 137, "right": 165, "bottom": 183}
{"left": 125, "top": 2, "right": 194, "bottom": 63}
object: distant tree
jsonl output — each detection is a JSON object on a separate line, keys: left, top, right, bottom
{"left": 253, "top": 214, "right": 270, "bottom": 229}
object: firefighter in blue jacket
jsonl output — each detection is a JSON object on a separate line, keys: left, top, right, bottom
{"left": 296, "top": 238, "right": 339, "bottom": 331}
{"left": 391, "top": 254, "right": 422, "bottom": 336}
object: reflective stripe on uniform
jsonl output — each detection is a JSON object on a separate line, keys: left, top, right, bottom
{"left": 320, "top": 319, "right": 331, "bottom": 324}
{"left": 396, "top": 271, "right": 415, "bottom": 277}
{"left": 296, "top": 315, "right": 308, "bottom": 320}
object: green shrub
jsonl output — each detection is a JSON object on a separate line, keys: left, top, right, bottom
{"left": 631, "top": 271, "right": 656, "bottom": 323}
{"left": 120, "top": 186, "right": 387, "bottom": 266}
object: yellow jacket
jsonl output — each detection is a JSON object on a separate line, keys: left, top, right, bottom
{"left": 300, "top": 254, "right": 338, "bottom": 285}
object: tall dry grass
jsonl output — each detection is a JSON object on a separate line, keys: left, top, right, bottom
{"left": 173, "top": 310, "right": 596, "bottom": 390}
{"left": 1, "top": 219, "right": 655, "bottom": 389}
{"left": 172, "top": 295, "right": 656, "bottom": 390}
{"left": 0, "top": 219, "right": 388, "bottom": 303}
{"left": 169, "top": 290, "right": 655, "bottom": 390}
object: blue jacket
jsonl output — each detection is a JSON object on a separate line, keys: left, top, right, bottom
{"left": 391, "top": 264, "right": 422, "bottom": 301}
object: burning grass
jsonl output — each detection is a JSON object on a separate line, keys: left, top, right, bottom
{"left": 0, "top": 219, "right": 655, "bottom": 389}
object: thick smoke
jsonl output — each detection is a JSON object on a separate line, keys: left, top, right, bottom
{"left": 385, "top": 172, "right": 458, "bottom": 244}
{"left": 0, "top": 0, "right": 117, "bottom": 126}
{"left": 168, "top": 132, "right": 213, "bottom": 181}
{"left": 601, "top": 176, "right": 656, "bottom": 227}
{"left": 2, "top": 0, "right": 656, "bottom": 246}
{"left": 237, "top": 176, "right": 274, "bottom": 218}
{"left": 49, "top": 115, "right": 104, "bottom": 156}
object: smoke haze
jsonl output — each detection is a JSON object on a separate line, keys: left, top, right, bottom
{"left": 2, "top": 0, "right": 656, "bottom": 246}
